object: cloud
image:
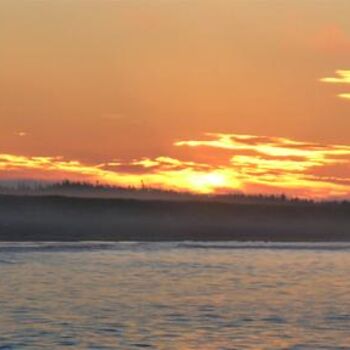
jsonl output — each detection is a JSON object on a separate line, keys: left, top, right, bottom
{"left": 339, "top": 93, "right": 350, "bottom": 100}
{"left": 175, "top": 133, "right": 350, "bottom": 197}
{"left": 0, "top": 153, "right": 233, "bottom": 194}
{"left": 176, "top": 133, "right": 350, "bottom": 160}
{"left": 1, "top": 133, "right": 350, "bottom": 198}
{"left": 320, "top": 70, "right": 350, "bottom": 100}
{"left": 320, "top": 70, "right": 350, "bottom": 84}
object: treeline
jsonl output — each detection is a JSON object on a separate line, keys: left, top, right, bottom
{"left": 0, "top": 180, "right": 348, "bottom": 206}
{"left": 0, "top": 180, "right": 197, "bottom": 201}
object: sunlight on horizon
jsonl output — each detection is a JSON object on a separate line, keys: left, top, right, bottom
{"left": 1, "top": 132, "right": 350, "bottom": 199}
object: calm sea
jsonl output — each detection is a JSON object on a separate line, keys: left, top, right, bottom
{"left": 1, "top": 241, "right": 350, "bottom": 349}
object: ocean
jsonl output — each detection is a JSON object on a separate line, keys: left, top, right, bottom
{"left": 1, "top": 241, "right": 350, "bottom": 349}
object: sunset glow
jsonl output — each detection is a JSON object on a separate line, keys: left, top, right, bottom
{"left": 1, "top": 1, "right": 350, "bottom": 199}
{"left": 1, "top": 133, "right": 350, "bottom": 198}
{"left": 2, "top": 2, "right": 350, "bottom": 348}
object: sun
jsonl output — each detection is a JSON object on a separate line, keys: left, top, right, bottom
{"left": 187, "top": 171, "right": 229, "bottom": 193}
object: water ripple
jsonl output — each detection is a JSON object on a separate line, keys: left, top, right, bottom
{"left": 1, "top": 242, "right": 350, "bottom": 349}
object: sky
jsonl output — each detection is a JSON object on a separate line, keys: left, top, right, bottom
{"left": 1, "top": 0, "right": 350, "bottom": 198}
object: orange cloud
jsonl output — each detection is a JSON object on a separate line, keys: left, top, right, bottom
{"left": 0, "top": 154, "right": 235, "bottom": 194}
{"left": 1, "top": 133, "right": 350, "bottom": 198}
{"left": 339, "top": 93, "right": 350, "bottom": 100}
{"left": 320, "top": 70, "right": 350, "bottom": 100}
{"left": 175, "top": 133, "right": 350, "bottom": 198}
{"left": 321, "top": 70, "right": 350, "bottom": 84}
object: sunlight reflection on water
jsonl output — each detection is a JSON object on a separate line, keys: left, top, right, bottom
{"left": 1, "top": 242, "right": 350, "bottom": 349}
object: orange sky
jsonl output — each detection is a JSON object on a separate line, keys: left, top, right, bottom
{"left": 1, "top": 1, "right": 350, "bottom": 198}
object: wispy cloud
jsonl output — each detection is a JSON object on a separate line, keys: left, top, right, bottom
{"left": 1, "top": 133, "right": 350, "bottom": 198}
{"left": 0, "top": 154, "right": 233, "bottom": 194}
{"left": 339, "top": 93, "right": 350, "bottom": 100}
{"left": 320, "top": 70, "right": 350, "bottom": 99}
{"left": 175, "top": 133, "right": 350, "bottom": 197}
{"left": 320, "top": 70, "right": 350, "bottom": 83}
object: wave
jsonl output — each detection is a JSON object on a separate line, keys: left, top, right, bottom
{"left": 1, "top": 241, "right": 350, "bottom": 253}
{"left": 176, "top": 241, "right": 350, "bottom": 251}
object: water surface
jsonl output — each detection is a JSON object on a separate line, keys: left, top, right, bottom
{"left": 1, "top": 241, "right": 350, "bottom": 349}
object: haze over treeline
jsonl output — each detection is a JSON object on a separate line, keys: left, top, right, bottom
{"left": 0, "top": 179, "right": 341, "bottom": 205}
{"left": 0, "top": 181, "right": 350, "bottom": 242}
